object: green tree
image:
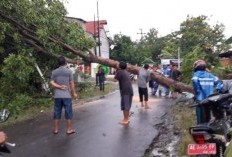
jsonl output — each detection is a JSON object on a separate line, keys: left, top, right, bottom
{"left": 0, "top": 0, "right": 94, "bottom": 113}
{"left": 179, "top": 15, "right": 228, "bottom": 56}
{"left": 110, "top": 34, "right": 139, "bottom": 64}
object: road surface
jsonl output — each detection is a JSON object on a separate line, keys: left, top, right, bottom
{"left": 2, "top": 84, "right": 174, "bottom": 157}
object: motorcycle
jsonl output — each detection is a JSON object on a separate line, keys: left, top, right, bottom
{"left": 188, "top": 93, "right": 232, "bottom": 157}
{"left": 0, "top": 109, "right": 15, "bottom": 156}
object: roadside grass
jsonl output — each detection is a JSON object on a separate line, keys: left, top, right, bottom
{"left": 170, "top": 101, "right": 197, "bottom": 156}
{"left": 0, "top": 82, "right": 118, "bottom": 127}
{"left": 78, "top": 82, "right": 118, "bottom": 99}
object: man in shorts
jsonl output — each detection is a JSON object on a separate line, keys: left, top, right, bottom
{"left": 137, "top": 64, "right": 150, "bottom": 109}
{"left": 114, "top": 62, "right": 133, "bottom": 125}
{"left": 50, "top": 56, "right": 77, "bottom": 135}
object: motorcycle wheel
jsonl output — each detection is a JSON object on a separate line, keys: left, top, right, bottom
{"left": 217, "top": 144, "right": 226, "bottom": 157}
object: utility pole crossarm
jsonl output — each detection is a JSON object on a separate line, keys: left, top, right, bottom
{"left": 137, "top": 28, "right": 146, "bottom": 39}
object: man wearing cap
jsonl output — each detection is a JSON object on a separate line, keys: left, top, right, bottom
{"left": 192, "top": 59, "right": 219, "bottom": 124}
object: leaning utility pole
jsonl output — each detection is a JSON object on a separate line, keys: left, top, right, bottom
{"left": 97, "top": 1, "right": 101, "bottom": 57}
{"left": 93, "top": 14, "right": 97, "bottom": 56}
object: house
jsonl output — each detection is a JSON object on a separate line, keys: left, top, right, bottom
{"left": 85, "top": 20, "right": 110, "bottom": 77}
{"left": 219, "top": 50, "right": 232, "bottom": 67}
{"left": 65, "top": 17, "right": 111, "bottom": 77}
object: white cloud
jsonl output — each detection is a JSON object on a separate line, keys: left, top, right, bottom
{"left": 64, "top": 0, "right": 232, "bottom": 41}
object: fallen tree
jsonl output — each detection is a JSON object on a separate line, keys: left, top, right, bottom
{"left": 0, "top": 9, "right": 194, "bottom": 94}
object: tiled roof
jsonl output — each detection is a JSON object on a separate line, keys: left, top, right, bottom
{"left": 85, "top": 20, "right": 107, "bottom": 37}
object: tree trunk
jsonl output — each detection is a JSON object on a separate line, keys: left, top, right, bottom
{"left": 0, "top": 10, "right": 194, "bottom": 94}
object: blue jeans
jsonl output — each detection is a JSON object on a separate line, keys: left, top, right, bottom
{"left": 54, "top": 98, "right": 73, "bottom": 119}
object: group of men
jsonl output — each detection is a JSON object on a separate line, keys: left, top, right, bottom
{"left": 114, "top": 59, "right": 232, "bottom": 126}
{"left": 113, "top": 62, "right": 182, "bottom": 125}
{"left": 2, "top": 57, "right": 230, "bottom": 144}
{"left": 149, "top": 64, "right": 181, "bottom": 99}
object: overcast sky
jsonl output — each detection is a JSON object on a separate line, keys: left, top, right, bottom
{"left": 64, "top": 0, "right": 232, "bottom": 41}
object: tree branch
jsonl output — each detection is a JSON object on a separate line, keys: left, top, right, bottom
{"left": 0, "top": 9, "right": 194, "bottom": 93}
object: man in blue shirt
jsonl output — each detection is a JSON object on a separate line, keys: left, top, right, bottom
{"left": 162, "top": 65, "right": 171, "bottom": 97}
{"left": 192, "top": 60, "right": 219, "bottom": 124}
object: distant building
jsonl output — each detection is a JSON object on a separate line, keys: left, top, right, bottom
{"left": 65, "top": 17, "right": 111, "bottom": 77}
{"left": 161, "top": 59, "right": 182, "bottom": 66}
{"left": 219, "top": 50, "right": 232, "bottom": 67}
{"left": 85, "top": 20, "right": 110, "bottom": 58}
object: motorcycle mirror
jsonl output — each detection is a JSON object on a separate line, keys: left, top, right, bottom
{"left": 0, "top": 109, "right": 10, "bottom": 123}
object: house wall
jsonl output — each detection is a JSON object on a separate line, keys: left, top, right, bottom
{"left": 91, "top": 27, "right": 110, "bottom": 77}
{"left": 65, "top": 17, "right": 110, "bottom": 78}
{"left": 97, "top": 29, "right": 109, "bottom": 59}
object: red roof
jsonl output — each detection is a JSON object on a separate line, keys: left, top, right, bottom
{"left": 85, "top": 20, "right": 107, "bottom": 37}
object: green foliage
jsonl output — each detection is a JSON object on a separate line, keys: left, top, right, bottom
{"left": 0, "top": 54, "right": 35, "bottom": 96}
{"left": 78, "top": 82, "right": 118, "bottom": 99}
{"left": 77, "top": 82, "right": 93, "bottom": 92}
{"left": 0, "top": 0, "right": 94, "bottom": 115}
{"left": 0, "top": 93, "right": 52, "bottom": 116}
{"left": 3, "top": 94, "right": 33, "bottom": 115}
{"left": 110, "top": 28, "right": 160, "bottom": 65}
{"left": 180, "top": 46, "right": 206, "bottom": 84}
{"left": 211, "top": 65, "right": 232, "bottom": 79}
{"left": 171, "top": 102, "right": 196, "bottom": 156}
{"left": 110, "top": 34, "right": 139, "bottom": 64}
{"left": 179, "top": 15, "right": 229, "bottom": 55}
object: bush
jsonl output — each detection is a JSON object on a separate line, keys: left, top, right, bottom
{"left": 77, "top": 82, "right": 93, "bottom": 92}
{"left": 0, "top": 94, "right": 52, "bottom": 116}
{"left": 171, "top": 101, "right": 197, "bottom": 156}
{"left": 6, "top": 94, "right": 33, "bottom": 115}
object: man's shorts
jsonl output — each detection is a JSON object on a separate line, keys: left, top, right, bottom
{"left": 121, "top": 94, "right": 133, "bottom": 111}
{"left": 54, "top": 98, "right": 73, "bottom": 119}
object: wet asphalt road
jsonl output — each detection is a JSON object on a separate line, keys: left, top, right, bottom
{"left": 2, "top": 84, "right": 174, "bottom": 157}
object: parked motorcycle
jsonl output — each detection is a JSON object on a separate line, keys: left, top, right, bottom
{"left": 0, "top": 109, "right": 15, "bottom": 156}
{"left": 188, "top": 93, "right": 232, "bottom": 157}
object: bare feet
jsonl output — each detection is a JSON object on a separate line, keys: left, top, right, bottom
{"left": 66, "top": 129, "right": 76, "bottom": 135}
{"left": 119, "top": 120, "right": 129, "bottom": 125}
{"left": 144, "top": 105, "right": 151, "bottom": 109}
{"left": 141, "top": 103, "right": 144, "bottom": 107}
{"left": 53, "top": 129, "right": 59, "bottom": 134}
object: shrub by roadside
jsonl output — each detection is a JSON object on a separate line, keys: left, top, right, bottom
{"left": 170, "top": 101, "right": 197, "bottom": 156}
{"left": 0, "top": 82, "right": 118, "bottom": 127}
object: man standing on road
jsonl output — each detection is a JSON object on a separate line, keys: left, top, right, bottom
{"left": 170, "top": 64, "right": 182, "bottom": 99}
{"left": 50, "top": 56, "right": 77, "bottom": 135}
{"left": 114, "top": 61, "right": 133, "bottom": 125}
{"left": 96, "top": 66, "right": 105, "bottom": 91}
{"left": 137, "top": 64, "right": 150, "bottom": 109}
